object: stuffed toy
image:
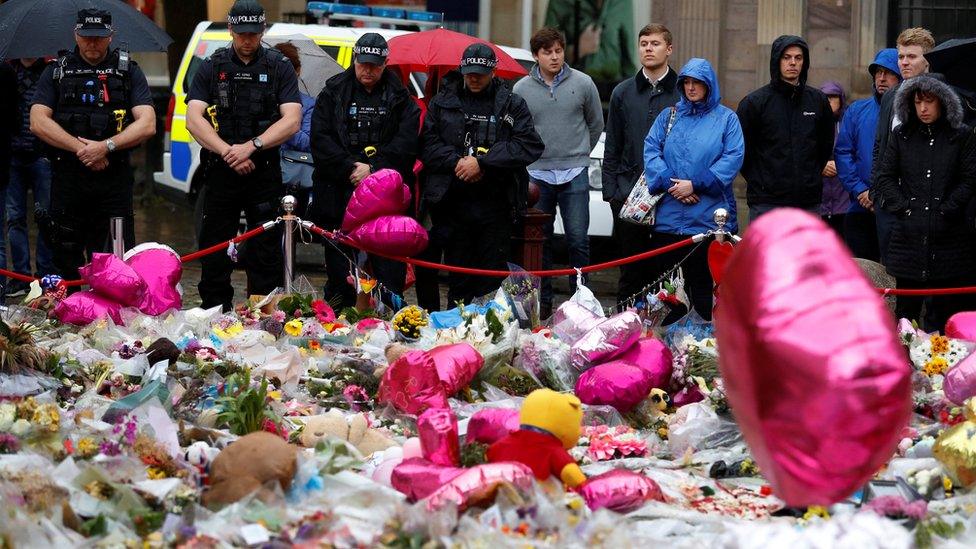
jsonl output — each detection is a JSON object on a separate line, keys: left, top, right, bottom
{"left": 299, "top": 410, "right": 396, "bottom": 457}
{"left": 202, "top": 431, "right": 300, "bottom": 507}
{"left": 486, "top": 388, "right": 586, "bottom": 488}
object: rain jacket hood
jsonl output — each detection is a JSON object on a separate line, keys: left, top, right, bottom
{"left": 676, "top": 58, "right": 721, "bottom": 115}
{"left": 869, "top": 48, "right": 902, "bottom": 94}
{"left": 894, "top": 74, "right": 965, "bottom": 131}
{"left": 770, "top": 35, "right": 810, "bottom": 86}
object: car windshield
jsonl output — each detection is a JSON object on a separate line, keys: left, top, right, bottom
{"left": 182, "top": 38, "right": 344, "bottom": 94}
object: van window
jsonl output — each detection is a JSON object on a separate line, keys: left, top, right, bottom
{"left": 319, "top": 44, "right": 341, "bottom": 61}
{"left": 182, "top": 39, "right": 229, "bottom": 95}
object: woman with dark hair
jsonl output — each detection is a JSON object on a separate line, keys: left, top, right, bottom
{"left": 875, "top": 75, "right": 976, "bottom": 330}
{"left": 274, "top": 42, "right": 315, "bottom": 216}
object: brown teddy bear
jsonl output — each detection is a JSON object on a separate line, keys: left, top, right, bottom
{"left": 202, "top": 431, "right": 300, "bottom": 507}
{"left": 299, "top": 410, "right": 396, "bottom": 457}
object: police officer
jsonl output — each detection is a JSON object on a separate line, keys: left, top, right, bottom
{"left": 310, "top": 33, "right": 420, "bottom": 309}
{"left": 29, "top": 8, "right": 156, "bottom": 278}
{"left": 185, "top": 0, "right": 301, "bottom": 311}
{"left": 421, "top": 44, "right": 544, "bottom": 304}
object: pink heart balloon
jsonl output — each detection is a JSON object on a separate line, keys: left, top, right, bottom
{"left": 944, "top": 352, "right": 976, "bottom": 405}
{"left": 946, "top": 312, "right": 976, "bottom": 342}
{"left": 616, "top": 338, "right": 673, "bottom": 390}
{"left": 715, "top": 209, "right": 911, "bottom": 506}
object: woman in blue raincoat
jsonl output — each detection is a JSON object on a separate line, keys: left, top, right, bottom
{"left": 643, "top": 57, "right": 744, "bottom": 321}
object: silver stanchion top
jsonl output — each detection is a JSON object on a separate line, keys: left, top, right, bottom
{"left": 713, "top": 208, "right": 728, "bottom": 231}
{"left": 282, "top": 195, "right": 297, "bottom": 214}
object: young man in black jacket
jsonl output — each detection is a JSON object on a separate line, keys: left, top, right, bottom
{"left": 310, "top": 33, "right": 421, "bottom": 309}
{"left": 421, "top": 44, "right": 544, "bottom": 305}
{"left": 603, "top": 23, "right": 680, "bottom": 305}
{"left": 736, "top": 35, "right": 834, "bottom": 221}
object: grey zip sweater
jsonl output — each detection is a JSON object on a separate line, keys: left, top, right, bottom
{"left": 514, "top": 65, "right": 604, "bottom": 170}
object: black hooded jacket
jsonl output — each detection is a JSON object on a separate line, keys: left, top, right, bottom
{"left": 874, "top": 76, "right": 976, "bottom": 281}
{"left": 309, "top": 68, "right": 420, "bottom": 226}
{"left": 736, "top": 35, "right": 835, "bottom": 207}
{"left": 420, "top": 74, "right": 544, "bottom": 220}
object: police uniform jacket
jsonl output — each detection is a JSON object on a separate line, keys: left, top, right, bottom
{"left": 309, "top": 68, "right": 420, "bottom": 226}
{"left": 421, "top": 74, "right": 544, "bottom": 218}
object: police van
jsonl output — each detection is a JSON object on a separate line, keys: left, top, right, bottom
{"left": 153, "top": 21, "right": 612, "bottom": 239}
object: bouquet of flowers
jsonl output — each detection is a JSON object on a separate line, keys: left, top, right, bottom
{"left": 907, "top": 333, "right": 971, "bottom": 377}
{"left": 571, "top": 425, "right": 649, "bottom": 464}
{"left": 514, "top": 331, "right": 575, "bottom": 392}
{"left": 671, "top": 335, "right": 727, "bottom": 412}
{"left": 502, "top": 265, "right": 540, "bottom": 328}
{"left": 391, "top": 305, "right": 429, "bottom": 341}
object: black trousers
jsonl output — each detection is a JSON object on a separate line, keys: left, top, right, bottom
{"left": 647, "top": 230, "right": 714, "bottom": 322}
{"left": 895, "top": 275, "right": 976, "bottom": 333}
{"left": 609, "top": 201, "right": 657, "bottom": 306}
{"left": 197, "top": 156, "right": 283, "bottom": 311}
{"left": 844, "top": 211, "right": 880, "bottom": 262}
{"left": 436, "top": 197, "right": 512, "bottom": 305}
{"left": 49, "top": 154, "right": 135, "bottom": 279}
{"left": 414, "top": 211, "right": 445, "bottom": 312}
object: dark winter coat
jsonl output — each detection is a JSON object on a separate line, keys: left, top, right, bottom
{"left": 736, "top": 35, "right": 835, "bottom": 207}
{"left": 602, "top": 66, "right": 680, "bottom": 203}
{"left": 819, "top": 80, "right": 849, "bottom": 216}
{"left": 875, "top": 76, "right": 976, "bottom": 281}
{"left": 420, "top": 74, "right": 544, "bottom": 221}
{"left": 309, "top": 68, "right": 420, "bottom": 226}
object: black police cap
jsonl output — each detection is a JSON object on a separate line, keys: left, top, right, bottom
{"left": 228, "top": 0, "right": 267, "bottom": 34}
{"left": 354, "top": 33, "right": 389, "bottom": 65}
{"left": 460, "top": 43, "right": 497, "bottom": 75}
{"left": 75, "top": 8, "right": 112, "bottom": 38}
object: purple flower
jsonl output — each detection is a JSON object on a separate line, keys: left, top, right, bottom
{"left": 99, "top": 440, "right": 121, "bottom": 456}
{"left": 0, "top": 433, "right": 20, "bottom": 453}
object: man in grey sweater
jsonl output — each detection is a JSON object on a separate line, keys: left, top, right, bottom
{"left": 514, "top": 27, "right": 603, "bottom": 316}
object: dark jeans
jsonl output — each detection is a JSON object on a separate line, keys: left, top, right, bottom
{"left": 438, "top": 197, "right": 512, "bottom": 305}
{"left": 8, "top": 154, "right": 54, "bottom": 277}
{"left": 535, "top": 171, "right": 591, "bottom": 306}
{"left": 414, "top": 211, "right": 445, "bottom": 312}
{"left": 876, "top": 208, "right": 897, "bottom": 265}
{"left": 609, "top": 200, "right": 656, "bottom": 306}
{"left": 647, "top": 230, "right": 714, "bottom": 322}
{"left": 895, "top": 276, "right": 976, "bottom": 333}
{"left": 844, "top": 211, "right": 880, "bottom": 262}
{"left": 49, "top": 154, "right": 135, "bottom": 279}
{"left": 197, "top": 157, "right": 283, "bottom": 311}
{"left": 821, "top": 213, "right": 846, "bottom": 238}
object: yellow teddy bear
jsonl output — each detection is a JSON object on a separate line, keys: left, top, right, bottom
{"left": 487, "top": 388, "right": 586, "bottom": 487}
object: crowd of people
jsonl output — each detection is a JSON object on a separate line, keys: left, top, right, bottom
{"left": 1, "top": 0, "right": 974, "bottom": 332}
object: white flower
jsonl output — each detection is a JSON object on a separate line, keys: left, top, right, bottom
{"left": 0, "top": 404, "right": 16, "bottom": 431}
{"left": 10, "top": 419, "right": 30, "bottom": 436}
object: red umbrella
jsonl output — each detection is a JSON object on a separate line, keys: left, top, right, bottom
{"left": 387, "top": 28, "right": 529, "bottom": 80}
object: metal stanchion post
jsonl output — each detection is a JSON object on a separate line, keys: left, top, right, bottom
{"left": 282, "top": 195, "right": 296, "bottom": 294}
{"left": 110, "top": 217, "right": 125, "bottom": 259}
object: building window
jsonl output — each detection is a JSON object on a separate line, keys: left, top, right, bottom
{"left": 888, "top": 0, "right": 976, "bottom": 45}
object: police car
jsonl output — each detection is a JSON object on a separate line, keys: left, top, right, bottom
{"left": 153, "top": 20, "right": 612, "bottom": 239}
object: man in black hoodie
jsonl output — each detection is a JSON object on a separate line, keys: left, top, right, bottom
{"left": 310, "top": 33, "right": 421, "bottom": 309}
{"left": 736, "top": 35, "right": 834, "bottom": 221}
{"left": 421, "top": 44, "right": 544, "bottom": 305}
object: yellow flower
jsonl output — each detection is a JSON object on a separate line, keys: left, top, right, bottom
{"left": 802, "top": 505, "right": 830, "bottom": 520}
{"left": 214, "top": 322, "right": 244, "bottom": 340}
{"left": 77, "top": 437, "right": 98, "bottom": 457}
{"left": 267, "top": 390, "right": 282, "bottom": 401}
{"left": 146, "top": 467, "right": 167, "bottom": 480}
{"left": 284, "top": 319, "right": 303, "bottom": 337}
{"left": 931, "top": 334, "right": 950, "bottom": 355}
{"left": 32, "top": 404, "right": 60, "bottom": 434}
{"left": 924, "top": 356, "right": 949, "bottom": 376}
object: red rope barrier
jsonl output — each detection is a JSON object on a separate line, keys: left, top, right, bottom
{"left": 880, "top": 286, "right": 976, "bottom": 296}
{"left": 179, "top": 224, "right": 270, "bottom": 263}
{"left": 0, "top": 224, "right": 273, "bottom": 289}
{"left": 307, "top": 224, "right": 697, "bottom": 278}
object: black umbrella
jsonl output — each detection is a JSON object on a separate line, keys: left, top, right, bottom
{"left": 925, "top": 37, "right": 976, "bottom": 92}
{"left": 0, "top": 0, "right": 173, "bottom": 60}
